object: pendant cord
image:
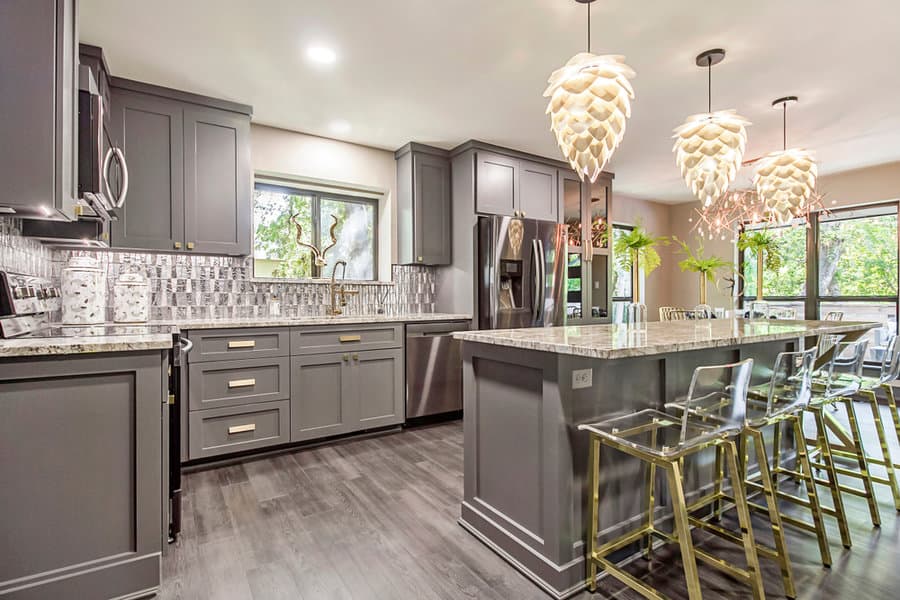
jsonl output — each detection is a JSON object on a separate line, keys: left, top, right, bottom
{"left": 783, "top": 102, "right": 787, "bottom": 150}
{"left": 587, "top": 2, "right": 591, "bottom": 53}
{"left": 707, "top": 57, "right": 712, "bottom": 113}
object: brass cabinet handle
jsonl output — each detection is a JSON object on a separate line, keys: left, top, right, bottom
{"left": 228, "top": 378, "right": 256, "bottom": 388}
{"left": 352, "top": 353, "right": 359, "bottom": 361}
{"left": 342, "top": 353, "right": 349, "bottom": 362}
{"left": 174, "top": 241, "right": 182, "bottom": 249}
{"left": 338, "top": 335, "right": 361, "bottom": 343}
{"left": 187, "top": 242, "right": 195, "bottom": 250}
{"left": 227, "top": 423, "right": 256, "bottom": 434}
{"left": 228, "top": 340, "right": 256, "bottom": 349}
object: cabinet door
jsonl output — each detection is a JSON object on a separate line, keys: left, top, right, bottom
{"left": 413, "top": 152, "right": 451, "bottom": 264}
{"left": 475, "top": 151, "right": 518, "bottom": 216}
{"left": 183, "top": 106, "right": 251, "bottom": 255}
{"left": 519, "top": 160, "right": 557, "bottom": 222}
{"left": 291, "top": 353, "right": 354, "bottom": 442}
{"left": 354, "top": 348, "right": 404, "bottom": 429}
{"left": 110, "top": 89, "right": 184, "bottom": 251}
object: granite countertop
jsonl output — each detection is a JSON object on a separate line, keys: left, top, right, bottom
{"left": 454, "top": 319, "right": 880, "bottom": 360}
{"left": 0, "top": 313, "right": 472, "bottom": 358}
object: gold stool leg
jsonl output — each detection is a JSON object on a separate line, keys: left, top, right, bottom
{"left": 884, "top": 384, "right": 900, "bottom": 466}
{"left": 843, "top": 397, "right": 881, "bottom": 527}
{"left": 666, "top": 458, "right": 703, "bottom": 600}
{"left": 586, "top": 435, "right": 601, "bottom": 592}
{"left": 792, "top": 415, "right": 832, "bottom": 567}
{"left": 644, "top": 428, "right": 658, "bottom": 560}
{"left": 749, "top": 427, "right": 796, "bottom": 598}
{"left": 812, "top": 407, "right": 853, "bottom": 548}
{"left": 865, "top": 388, "right": 900, "bottom": 511}
{"left": 772, "top": 420, "right": 783, "bottom": 486}
{"left": 723, "top": 440, "right": 766, "bottom": 600}
{"left": 711, "top": 443, "right": 724, "bottom": 521}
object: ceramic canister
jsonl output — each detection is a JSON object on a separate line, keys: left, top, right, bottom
{"left": 61, "top": 255, "right": 107, "bottom": 325}
{"left": 113, "top": 270, "right": 150, "bottom": 323}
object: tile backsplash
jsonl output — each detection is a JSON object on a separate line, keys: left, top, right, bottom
{"left": 0, "top": 219, "right": 55, "bottom": 279}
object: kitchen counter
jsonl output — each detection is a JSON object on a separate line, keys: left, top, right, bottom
{"left": 454, "top": 319, "right": 879, "bottom": 359}
{"left": 0, "top": 313, "right": 471, "bottom": 357}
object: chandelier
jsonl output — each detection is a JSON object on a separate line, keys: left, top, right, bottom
{"left": 753, "top": 96, "right": 818, "bottom": 225}
{"left": 544, "top": 0, "right": 635, "bottom": 183}
{"left": 689, "top": 188, "right": 831, "bottom": 240}
{"left": 672, "top": 49, "right": 750, "bottom": 207}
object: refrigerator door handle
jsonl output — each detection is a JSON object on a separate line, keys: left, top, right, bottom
{"left": 534, "top": 239, "right": 547, "bottom": 325}
{"left": 531, "top": 240, "right": 541, "bottom": 323}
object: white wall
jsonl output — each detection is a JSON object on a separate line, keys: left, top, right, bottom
{"left": 250, "top": 124, "right": 396, "bottom": 280}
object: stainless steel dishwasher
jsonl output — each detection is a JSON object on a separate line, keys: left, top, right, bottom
{"left": 406, "top": 320, "right": 470, "bottom": 419}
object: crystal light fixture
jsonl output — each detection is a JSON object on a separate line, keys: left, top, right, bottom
{"left": 672, "top": 49, "right": 750, "bottom": 207}
{"left": 753, "top": 96, "right": 818, "bottom": 225}
{"left": 544, "top": 0, "right": 635, "bottom": 183}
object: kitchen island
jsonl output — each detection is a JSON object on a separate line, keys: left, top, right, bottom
{"left": 454, "top": 319, "right": 877, "bottom": 599}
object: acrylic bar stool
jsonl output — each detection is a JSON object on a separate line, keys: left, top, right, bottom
{"left": 666, "top": 349, "right": 820, "bottom": 597}
{"left": 827, "top": 334, "right": 900, "bottom": 511}
{"left": 805, "top": 340, "right": 880, "bottom": 545}
{"left": 579, "top": 359, "right": 765, "bottom": 600}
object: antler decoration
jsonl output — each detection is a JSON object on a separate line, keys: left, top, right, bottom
{"left": 288, "top": 213, "right": 341, "bottom": 269}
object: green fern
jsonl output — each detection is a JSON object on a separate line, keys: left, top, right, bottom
{"left": 613, "top": 223, "right": 668, "bottom": 275}
{"left": 674, "top": 237, "right": 732, "bottom": 283}
{"left": 737, "top": 230, "right": 783, "bottom": 271}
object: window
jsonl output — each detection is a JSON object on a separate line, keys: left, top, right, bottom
{"left": 611, "top": 224, "right": 633, "bottom": 322}
{"left": 253, "top": 182, "right": 377, "bottom": 280}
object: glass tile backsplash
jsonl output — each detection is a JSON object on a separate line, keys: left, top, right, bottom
{"left": 0, "top": 218, "right": 55, "bottom": 279}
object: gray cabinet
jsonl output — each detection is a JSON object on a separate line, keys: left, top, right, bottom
{"left": 519, "top": 160, "right": 558, "bottom": 222}
{"left": 110, "top": 88, "right": 185, "bottom": 251}
{"left": 109, "top": 77, "right": 252, "bottom": 255}
{"left": 291, "top": 352, "right": 353, "bottom": 441}
{"left": 0, "top": 0, "right": 78, "bottom": 219}
{"left": 395, "top": 143, "right": 451, "bottom": 265}
{"left": 0, "top": 351, "right": 165, "bottom": 599}
{"left": 356, "top": 347, "right": 404, "bottom": 428}
{"left": 472, "top": 149, "right": 558, "bottom": 222}
{"left": 183, "top": 106, "right": 251, "bottom": 255}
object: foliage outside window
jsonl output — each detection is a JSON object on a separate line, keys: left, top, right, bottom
{"left": 742, "top": 224, "right": 806, "bottom": 299}
{"left": 612, "top": 225, "right": 633, "bottom": 301}
{"left": 253, "top": 183, "right": 377, "bottom": 280}
{"left": 818, "top": 212, "right": 898, "bottom": 297}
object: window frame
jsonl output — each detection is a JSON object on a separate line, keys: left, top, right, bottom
{"left": 252, "top": 181, "right": 379, "bottom": 280}
{"left": 612, "top": 223, "right": 634, "bottom": 303}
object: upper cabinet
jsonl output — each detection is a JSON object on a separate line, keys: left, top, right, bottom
{"left": 109, "top": 78, "right": 252, "bottom": 255}
{"left": 396, "top": 143, "right": 451, "bottom": 265}
{"left": 455, "top": 142, "right": 559, "bottom": 222}
{"left": 0, "top": 0, "right": 78, "bottom": 219}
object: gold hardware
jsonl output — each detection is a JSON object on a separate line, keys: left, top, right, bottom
{"left": 342, "top": 353, "right": 349, "bottom": 362}
{"left": 228, "top": 340, "right": 256, "bottom": 349}
{"left": 339, "top": 335, "right": 361, "bottom": 343}
{"left": 417, "top": 256, "right": 423, "bottom": 262}
{"left": 187, "top": 242, "right": 195, "bottom": 250}
{"left": 352, "top": 353, "right": 359, "bottom": 361}
{"left": 167, "top": 393, "right": 175, "bottom": 405}
{"left": 174, "top": 241, "right": 182, "bottom": 249}
{"left": 74, "top": 204, "right": 84, "bottom": 217}
{"left": 228, "top": 378, "right": 256, "bottom": 388}
{"left": 227, "top": 423, "right": 256, "bottom": 434}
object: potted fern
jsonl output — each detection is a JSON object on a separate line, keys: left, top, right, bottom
{"left": 613, "top": 224, "right": 668, "bottom": 305}
{"left": 674, "top": 237, "right": 732, "bottom": 305}
{"left": 737, "top": 230, "right": 783, "bottom": 300}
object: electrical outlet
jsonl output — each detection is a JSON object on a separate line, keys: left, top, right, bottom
{"left": 572, "top": 368, "right": 593, "bottom": 390}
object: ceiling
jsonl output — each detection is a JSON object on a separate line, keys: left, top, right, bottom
{"left": 81, "top": 0, "right": 900, "bottom": 203}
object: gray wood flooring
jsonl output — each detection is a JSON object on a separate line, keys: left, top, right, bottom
{"left": 164, "top": 412, "right": 900, "bottom": 599}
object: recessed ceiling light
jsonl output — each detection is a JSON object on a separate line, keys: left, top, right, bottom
{"left": 306, "top": 46, "right": 337, "bottom": 65}
{"left": 329, "top": 120, "right": 351, "bottom": 135}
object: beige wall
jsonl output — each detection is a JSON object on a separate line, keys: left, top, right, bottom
{"left": 817, "top": 161, "right": 900, "bottom": 209}
{"left": 250, "top": 124, "right": 396, "bottom": 280}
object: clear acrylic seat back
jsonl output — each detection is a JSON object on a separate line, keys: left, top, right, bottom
{"left": 679, "top": 358, "right": 754, "bottom": 443}
{"left": 763, "top": 348, "right": 817, "bottom": 420}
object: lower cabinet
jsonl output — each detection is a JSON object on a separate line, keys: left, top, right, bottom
{"left": 291, "top": 347, "right": 404, "bottom": 442}
{"left": 189, "top": 400, "right": 290, "bottom": 459}
{"left": 0, "top": 351, "right": 165, "bottom": 599}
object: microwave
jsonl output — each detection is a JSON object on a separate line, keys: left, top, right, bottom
{"left": 77, "top": 65, "right": 127, "bottom": 220}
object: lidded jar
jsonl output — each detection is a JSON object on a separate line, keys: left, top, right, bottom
{"left": 113, "top": 268, "right": 150, "bottom": 323}
{"left": 61, "top": 255, "right": 107, "bottom": 325}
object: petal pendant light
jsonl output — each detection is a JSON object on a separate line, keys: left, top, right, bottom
{"left": 753, "top": 96, "right": 818, "bottom": 224}
{"left": 544, "top": 1, "right": 635, "bottom": 182}
{"left": 672, "top": 49, "right": 750, "bottom": 206}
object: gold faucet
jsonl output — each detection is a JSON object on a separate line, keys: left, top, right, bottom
{"left": 328, "top": 260, "right": 358, "bottom": 316}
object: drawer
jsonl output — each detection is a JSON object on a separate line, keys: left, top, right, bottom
{"left": 188, "top": 357, "right": 289, "bottom": 411}
{"left": 291, "top": 323, "right": 403, "bottom": 355}
{"left": 189, "top": 400, "right": 289, "bottom": 459}
{"left": 187, "top": 328, "right": 289, "bottom": 363}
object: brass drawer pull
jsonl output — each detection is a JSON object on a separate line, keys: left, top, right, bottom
{"left": 228, "top": 378, "right": 256, "bottom": 388}
{"left": 228, "top": 340, "right": 256, "bottom": 349}
{"left": 339, "top": 335, "right": 361, "bottom": 343}
{"left": 227, "top": 423, "right": 256, "bottom": 434}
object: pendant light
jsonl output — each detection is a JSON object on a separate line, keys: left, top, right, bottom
{"left": 672, "top": 49, "right": 750, "bottom": 207}
{"left": 544, "top": 0, "right": 635, "bottom": 183}
{"left": 753, "top": 96, "right": 817, "bottom": 225}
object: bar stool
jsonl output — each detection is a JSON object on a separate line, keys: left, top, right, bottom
{"left": 668, "top": 349, "right": 820, "bottom": 597}
{"left": 805, "top": 340, "right": 880, "bottom": 544}
{"left": 579, "top": 359, "right": 765, "bottom": 600}
{"left": 827, "top": 334, "right": 900, "bottom": 511}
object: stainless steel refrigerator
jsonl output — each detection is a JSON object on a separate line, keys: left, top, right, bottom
{"left": 477, "top": 215, "right": 567, "bottom": 330}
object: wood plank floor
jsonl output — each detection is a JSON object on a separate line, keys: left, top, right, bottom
{"left": 163, "top": 408, "right": 900, "bottom": 599}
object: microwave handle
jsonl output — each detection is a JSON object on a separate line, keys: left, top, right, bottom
{"left": 103, "top": 147, "right": 129, "bottom": 209}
